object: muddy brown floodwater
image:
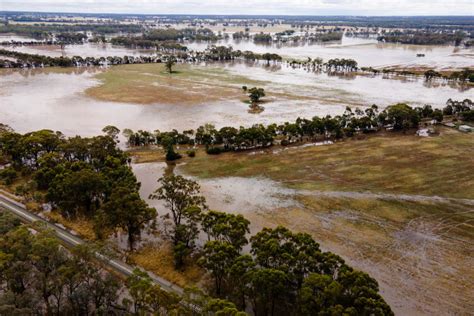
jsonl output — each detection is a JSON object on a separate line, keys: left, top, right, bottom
{"left": 1, "top": 61, "right": 472, "bottom": 136}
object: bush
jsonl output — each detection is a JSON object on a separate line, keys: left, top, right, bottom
{"left": 206, "top": 147, "right": 222, "bottom": 155}
{"left": 280, "top": 139, "right": 290, "bottom": 146}
{"left": 186, "top": 150, "right": 196, "bottom": 158}
{"left": 0, "top": 167, "right": 17, "bottom": 185}
{"left": 461, "top": 110, "right": 474, "bottom": 122}
{"left": 166, "top": 148, "right": 182, "bottom": 161}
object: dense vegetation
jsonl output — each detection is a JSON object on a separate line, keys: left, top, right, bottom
{"left": 0, "top": 126, "right": 155, "bottom": 251}
{"left": 110, "top": 28, "right": 219, "bottom": 49}
{"left": 0, "top": 212, "right": 249, "bottom": 315}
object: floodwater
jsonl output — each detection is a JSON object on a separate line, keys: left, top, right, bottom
{"left": 188, "top": 36, "right": 474, "bottom": 70}
{"left": 132, "top": 162, "right": 474, "bottom": 316}
{"left": 1, "top": 61, "right": 472, "bottom": 136}
{"left": 2, "top": 34, "right": 473, "bottom": 70}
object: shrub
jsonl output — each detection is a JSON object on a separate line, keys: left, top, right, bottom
{"left": 206, "top": 147, "right": 222, "bottom": 155}
{"left": 186, "top": 150, "right": 196, "bottom": 158}
{"left": 461, "top": 110, "right": 474, "bottom": 122}
{"left": 166, "top": 148, "right": 182, "bottom": 161}
{"left": 0, "top": 167, "right": 17, "bottom": 185}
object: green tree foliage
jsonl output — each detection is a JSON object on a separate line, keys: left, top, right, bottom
{"left": 0, "top": 226, "right": 121, "bottom": 315}
{"left": 96, "top": 186, "right": 156, "bottom": 250}
{"left": 248, "top": 87, "right": 266, "bottom": 103}
{"left": 386, "top": 103, "right": 420, "bottom": 131}
{"left": 149, "top": 175, "right": 206, "bottom": 268}
{"left": 165, "top": 56, "right": 177, "bottom": 74}
{"left": 0, "top": 129, "right": 154, "bottom": 247}
{"left": 202, "top": 210, "right": 250, "bottom": 251}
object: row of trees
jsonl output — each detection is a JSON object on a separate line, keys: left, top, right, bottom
{"left": 252, "top": 31, "right": 342, "bottom": 44}
{"left": 0, "top": 23, "right": 144, "bottom": 39}
{"left": 124, "top": 100, "right": 474, "bottom": 159}
{"left": 287, "top": 57, "right": 357, "bottom": 73}
{"left": 0, "top": 212, "right": 246, "bottom": 315}
{"left": 0, "top": 49, "right": 172, "bottom": 68}
{"left": 377, "top": 30, "right": 467, "bottom": 46}
{"left": 0, "top": 126, "right": 155, "bottom": 251}
{"left": 147, "top": 175, "right": 393, "bottom": 315}
{"left": 0, "top": 45, "right": 283, "bottom": 68}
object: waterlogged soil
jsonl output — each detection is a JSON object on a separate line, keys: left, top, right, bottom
{"left": 131, "top": 160, "right": 474, "bottom": 316}
{"left": 1, "top": 63, "right": 472, "bottom": 136}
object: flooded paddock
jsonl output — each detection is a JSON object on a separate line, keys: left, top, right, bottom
{"left": 1, "top": 61, "right": 471, "bottom": 136}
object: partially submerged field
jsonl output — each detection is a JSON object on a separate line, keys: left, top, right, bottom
{"left": 162, "top": 127, "right": 474, "bottom": 315}
{"left": 86, "top": 63, "right": 260, "bottom": 105}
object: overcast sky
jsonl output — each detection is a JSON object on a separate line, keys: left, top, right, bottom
{"left": 1, "top": 0, "right": 473, "bottom": 16}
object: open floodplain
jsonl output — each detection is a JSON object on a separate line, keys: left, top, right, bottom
{"left": 1, "top": 24, "right": 474, "bottom": 315}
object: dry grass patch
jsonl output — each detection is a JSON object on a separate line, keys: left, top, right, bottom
{"left": 45, "top": 211, "right": 97, "bottom": 240}
{"left": 130, "top": 243, "right": 205, "bottom": 288}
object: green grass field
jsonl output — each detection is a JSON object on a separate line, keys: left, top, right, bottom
{"left": 181, "top": 127, "right": 474, "bottom": 199}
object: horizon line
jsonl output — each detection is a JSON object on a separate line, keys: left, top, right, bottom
{"left": 1, "top": 10, "right": 473, "bottom": 18}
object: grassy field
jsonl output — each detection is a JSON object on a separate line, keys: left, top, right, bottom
{"left": 181, "top": 127, "right": 474, "bottom": 199}
{"left": 85, "top": 63, "right": 329, "bottom": 106}
{"left": 86, "top": 63, "right": 263, "bottom": 105}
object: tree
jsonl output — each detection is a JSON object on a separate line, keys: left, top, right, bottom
{"left": 297, "top": 273, "right": 342, "bottom": 315}
{"left": 47, "top": 167, "right": 105, "bottom": 218}
{"left": 125, "top": 269, "right": 153, "bottom": 314}
{"left": 201, "top": 210, "right": 250, "bottom": 251}
{"left": 149, "top": 175, "right": 206, "bottom": 268}
{"left": 97, "top": 186, "right": 156, "bottom": 251}
{"left": 165, "top": 56, "right": 176, "bottom": 73}
{"left": 248, "top": 87, "right": 265, "bottom": 104}
{"left": 198, "top": 241, "right": 239, "bottom": 296}
{"left": 247, "top": 268, "right": 290, "bottom": 316}
{"left": 149, "top": 175, "right": 206, "bottom": 234}
{"left": 102, "top": 125, "right": 120, "bottom": 141}
{"left": 386, "top": 103, "right": 420, "bottom": 131}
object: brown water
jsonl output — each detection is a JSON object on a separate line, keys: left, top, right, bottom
{"left": 1, "top": 62, "right": 472, "bottom": 136}
{"left": 2, "top": 34, "right": 472, "bottom": 70}
{"left": 132, "top": 163, "right": 474, "bottom": 316}
{"left": 189, "top": 36, "right": 474, "bottom": 70}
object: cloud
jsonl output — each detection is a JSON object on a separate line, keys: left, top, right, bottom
{"left": 1, "top": 0, "right": 473, "bottom": 15}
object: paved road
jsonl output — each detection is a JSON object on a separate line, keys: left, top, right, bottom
{"left": 0, "top": 191, "right": 184, "bottom": 296}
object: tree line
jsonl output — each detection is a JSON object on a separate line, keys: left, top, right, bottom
{"left": 0, "top": 24, "right": 144, "bottom": 40}
{"left": 377, "top": 30, "right": 467, "bottom": 46}
{"left": 0, "top": 45, "right": 283, "bottom": 68}
{"left": 123, "top": 99, "right": 473, "bottom": 160}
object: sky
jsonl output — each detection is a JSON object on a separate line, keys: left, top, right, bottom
{"left": 1, "top": 0, "right": 473, "bottom": 16}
